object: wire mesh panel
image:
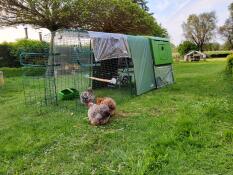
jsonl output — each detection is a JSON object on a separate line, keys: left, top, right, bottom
{"left": 92, "top": 57, "right": 136, "bottom": 104}
{"left": 154, "top": 65, "right": 174, "bottom": 88}
{"left": 22, "top": 73, "right": 46, "bottom": 106}
{"left": 21, "top": 29, "right": 136, "bottom": 113}
{"left": 21, "top": 53, "right": 48, "bottom": 107}
{"left": 49, "top": 30, "right": 92, "bottom": 112}
{"left": 53, "top": 30, "right": 136, "bottom": 111}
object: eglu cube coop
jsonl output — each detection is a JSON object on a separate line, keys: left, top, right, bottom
{"left": 21, "top": 29, "right": 174, "bottom": 111}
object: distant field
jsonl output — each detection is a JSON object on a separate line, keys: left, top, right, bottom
{"left": 0, "top": 60, "right": 233, "bottom": 174}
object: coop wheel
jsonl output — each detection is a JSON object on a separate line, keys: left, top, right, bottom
{"left": 121, "top": 76, "right": 129, "bottom": 85}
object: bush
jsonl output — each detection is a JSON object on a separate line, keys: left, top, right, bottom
{"left": 0, "top": 39, "right": 49, "bottom": 68}
{"left": 177, "top": 41, "right": 198, "bottom": 56}
{"left": 0, "top": 43, "right": 19, "bottom": 67}
{"left": 10, "top": 39, "right": 49, "bottom": 57}
{"left": 226, "top": 54, "right": 233, "bottom": 74}
{"left": 204, "top": 51, "right": 233, "bottom": 58}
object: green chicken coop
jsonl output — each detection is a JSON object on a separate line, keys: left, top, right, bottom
{"left": 20, "top": 29, "right": 174, "bottom": 110}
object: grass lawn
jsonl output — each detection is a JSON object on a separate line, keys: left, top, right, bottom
{"left": 0, "top": 59, "right": 233, "bottom": 174}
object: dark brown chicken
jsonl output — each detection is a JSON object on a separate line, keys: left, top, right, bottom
{"left": 96, "top": 97, "right": 116, "bottom": 116}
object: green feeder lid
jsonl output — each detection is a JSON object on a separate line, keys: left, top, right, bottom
{"left": 58, "top": 88, "right": 79, "bottom": 100}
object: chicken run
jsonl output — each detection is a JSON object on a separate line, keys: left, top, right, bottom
{"left": 21, "top": 29, "right": 174, "bottom": 113}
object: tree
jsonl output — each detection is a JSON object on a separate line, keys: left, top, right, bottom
{"left": 0, "top": 0, "right": 166, "bottom": 36}
{"left": 182, "top": 12, "right": 216, "bottom": 51}
{"left": 0, "top": 0, "right": 85, "bottom": 32}
{"left": 203, "top": 42, "right": 220, "bottom": 51}
{"left": 177, "top": 41, "right": 198, "bottom": 56}
{"left": 88, "top": 0, "right": 167, "bottom": 37}
{"left": 230, "top": 2, "right": 233, "bottom": 17}
{"left": 132, "top": 0, "right": 149, "bottom": 12}
{"left": 222, "top": 41, "right": 233, "bottom": 50}
{"left": 81, "top": 0, "right": 167, "bottom": 36}
{"left": 219, "top": 3, "right": 233, "bottom": 50}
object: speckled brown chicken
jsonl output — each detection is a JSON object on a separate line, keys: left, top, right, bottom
{"left": 96, "top": 97, "right": 116, "bottom": 116}
{"left": 87, "top": 102, "right": 111, "bottom": 125}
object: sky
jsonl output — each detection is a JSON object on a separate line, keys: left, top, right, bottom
{"left": 147, "top": 0, "right": 232, "bottom": 45}
{"left": 0, "top": 0, "right": 232, "bottom": 45}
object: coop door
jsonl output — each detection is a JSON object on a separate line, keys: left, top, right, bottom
{"left": 127, "top": 36, "right": 156, "bottom": 95}
{"left": 151, "top": 40, "right": 172, "bottom": 65}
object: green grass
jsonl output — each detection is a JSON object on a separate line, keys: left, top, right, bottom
{"left": 0, "top": 59, "right": 233, "bottom": 174}
{"left": 0, "top": 67, "right": 24, "bottom": 77}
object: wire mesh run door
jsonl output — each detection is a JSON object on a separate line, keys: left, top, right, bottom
{"left": 52, "top": 31, "right": 92, "bottom": 112}
{"left": 91, "top": 57, "right": 136, "bottom": 104}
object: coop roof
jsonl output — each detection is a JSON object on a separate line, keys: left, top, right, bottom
{"left": 146, "top": 36, "right": 170, "bottom": 42}
{"left": 88, "top": 31, "right": 131, "bottom": 62}
{"left": 185, "top": 50, "right": 206, "bottom": 57}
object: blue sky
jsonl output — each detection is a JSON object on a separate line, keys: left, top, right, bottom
{"left": 147, "top": 0, "right": 232, "bottom": 45}
{"left": 0, "top": 0, "right": 232, "bottom": 45}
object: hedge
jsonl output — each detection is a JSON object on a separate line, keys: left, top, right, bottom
{"left": 10, "top": 39, "right": 49, "bottom": 58}
{"left": 226, "top": 54, "right": 233, "bottom": 74}
{"left": 204, "top": 51, "right": 233, "bottom": 58}
{"left": 0, "top": 43, "right": 19, "bottom": 67}
{"left": 0, "top": 39, "right": 49, "bottom": 68}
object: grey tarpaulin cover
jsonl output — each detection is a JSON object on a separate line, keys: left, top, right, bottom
{"left": 154, "top": 65, "right": 174, "bottom": 88}
{"left": 88, "top": 31, "right": 131, "bottom": 62}
{"left": 127, "top": 36, "right": 156, "bottom": 95}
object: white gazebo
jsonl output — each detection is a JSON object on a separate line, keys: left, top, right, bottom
{"left": 184, "top": 51, "right": 207, "bottom": 62}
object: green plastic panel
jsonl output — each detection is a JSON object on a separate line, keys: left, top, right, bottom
{"left": 150, "top": 39, "right": 172, "bottom": 65}
{"left": 127, "top": 36, "right": 156, "bottom": 95}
